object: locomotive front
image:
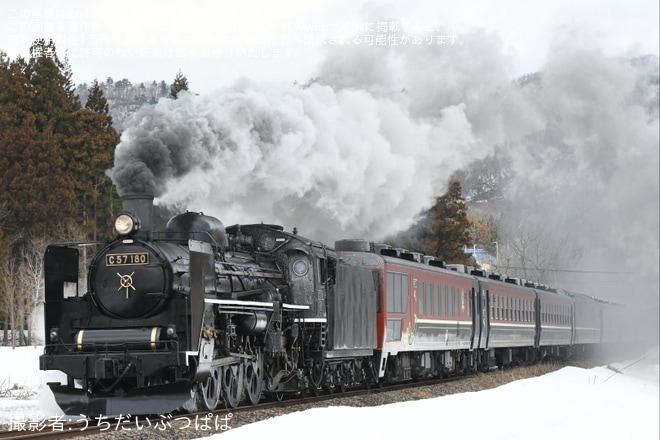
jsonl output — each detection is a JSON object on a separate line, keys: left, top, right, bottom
{"left": 40, "top": 194, "right": 196, "bottom": 416}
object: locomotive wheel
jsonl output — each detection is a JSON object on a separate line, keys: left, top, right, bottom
{"left": 222, "top": 364, "right": 244, "bottom": 409}
{"left": 324, "top": 364, "right": 336, "bottom": 394}
{"left": 338, "top": 364, "right": 348, "bottom": 393}
{"left": 199, "top": 366, "right": 222, "bottom": 411}
{"left": 309, "top": 361, "right": 323, "bottom": 396}
{"left": 244, "top": 350, "right": 263, "bottom": 405}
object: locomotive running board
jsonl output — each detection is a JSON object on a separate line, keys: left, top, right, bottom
{"left": 204, "top": 298, "right": 309, "bottom": 312}
{"left": 47, "top": 380, "right": 193, "bottom": 417}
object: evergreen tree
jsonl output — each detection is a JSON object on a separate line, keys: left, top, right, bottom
{"left": 0, "top": 39, "right": 86, "bottom": 240}
{"left": 425, "top": 180, "right": 474, "bottom": 265}
{"left": 386, "top": 180, "right": 474, "bottom": 265}
{"left": 0, "top": 114, "right": 76, "bottom": 238}
{"left": 27, "top": 38, "right": 80, "bottom": 133}
{"left": 170, "top": 70, "right": 189, "bottom": 98}
{"left": 68, "top": 80, "right": 120, "bottom": 239}
{"left": 0, "top": 54, "right": 33, "bottom": 130}
{"left": 85, "top": 79, "right": 110, "bottom": 116}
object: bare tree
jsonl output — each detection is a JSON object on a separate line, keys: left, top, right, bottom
{"left": 497, "top": 218, "right": 582, "bottom": 285}
{"left": 0, "top": 235, "right": 21, "bottom": 347}
{"left": 19, "top": 236, "right": 48, "bottom": 345}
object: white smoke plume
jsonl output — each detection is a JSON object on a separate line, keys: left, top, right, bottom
{"left": 111, "top": 82, "right": 477, "bottom": 242}
{"left": 109, "top": 25, "right": 658, "bottom": 314}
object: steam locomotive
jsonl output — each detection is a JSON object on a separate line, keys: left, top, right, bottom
{"left": 39, "top": 194, "right": 622, "bottom": 416}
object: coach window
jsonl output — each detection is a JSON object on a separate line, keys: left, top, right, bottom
{"left": 434, "top": 285, "right": 439, "bottom": 316}
{"left": 441, "top": 285, "right": 446, "bottom": 316}
{"left": 426, "top": 284, "right": 432, "bottom": 316}
{"left": 387, "top": 319, "right": 402, "bottom": 341}
{"left": 387, "top": 272, "right": 409, "bottom": 314}
{"left": 418, "top": 282, "right": 425, "bottom": 315}
{"left": 449, "top": 288, "right": 454, "bottom": 317}
{"left": 466, "top": 288, "right": 471, "bottom": 317}
{"left": 450, "top": 288, "right": 454, "bottom": 317}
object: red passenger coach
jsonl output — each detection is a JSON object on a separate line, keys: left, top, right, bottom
{"left": 485, "top": 277, "right": 537, "bottom": 361}
{"left": 380, "top": 255, "right": 477, "bottom": 352}
{"left": 374, "top": 250, "right": 484, "bottom": 380}
{"left": 334, "top": 238, "right": 616, "bottom": 385}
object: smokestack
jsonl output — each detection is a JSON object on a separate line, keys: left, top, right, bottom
{"left": 121, "top": 193, "right": 154, "bottom": 239}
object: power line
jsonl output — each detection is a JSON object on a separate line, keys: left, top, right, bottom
{"left": 496, "top": 266, "right": 632, "bottom": 275}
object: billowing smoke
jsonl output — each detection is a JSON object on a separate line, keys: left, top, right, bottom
{"left": 109, "top": 26, "right": 658, "bottom": 320}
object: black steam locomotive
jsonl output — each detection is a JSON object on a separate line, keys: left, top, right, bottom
{"left": 40, "top": 194, "right": 377, "bottom": 415}
{"left": 40, "top": 194, "right": 621, "bottom": 416}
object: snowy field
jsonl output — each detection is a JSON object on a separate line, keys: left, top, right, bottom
{"left": 0, "top": 345, "right": 657, "bottom": 439}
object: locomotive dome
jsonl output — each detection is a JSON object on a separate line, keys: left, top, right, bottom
{"left": 164, "top": 211, "right": 229, "bottom": 248}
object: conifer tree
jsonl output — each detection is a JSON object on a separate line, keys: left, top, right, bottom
{"left": 425, "top": 180, "right": 474, "bottom": 265}
{"left": 68, "top": 80, "right": 119, "bottom": 239}
{"left": 0, "top": 113, "right": 75, "bottom": 238}
{"left": 85, "top": 79, "right": 110, "bottom": 116}
{"left": 27, "top": 38, "right": 80, "bottom": 133}
{"left": 170, "top": 70, "right": 189, "bottom": 98}
{"left": 0, "top": 39, "right": 81, "bottom": 240}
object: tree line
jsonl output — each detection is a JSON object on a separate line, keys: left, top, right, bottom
{"left": 0, "top": 39, "right": 194, "bottom": 347}
{"left": 0, "top": 39, "right": 121, "bottom": 346}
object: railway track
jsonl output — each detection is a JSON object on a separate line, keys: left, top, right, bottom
{"left": 1, "top": 357, "right": 605, "bottom": 440}
{"left": 0, "top": 372, "right": 471, "bottom": 440}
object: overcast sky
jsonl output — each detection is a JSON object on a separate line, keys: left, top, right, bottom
{"left": 1, "top": 0, "right": 658, "bottom": 92}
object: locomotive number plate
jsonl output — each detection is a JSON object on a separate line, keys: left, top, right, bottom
{"left": 106, "top": 252, "right": 150, "bottom": 266}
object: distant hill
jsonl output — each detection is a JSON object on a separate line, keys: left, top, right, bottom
{"left": 75, "top": 78, "right": 171, "bottom": 130}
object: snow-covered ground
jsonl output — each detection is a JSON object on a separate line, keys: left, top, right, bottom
{"left": 0, "top": 345, "right": 657, "bottom": 439}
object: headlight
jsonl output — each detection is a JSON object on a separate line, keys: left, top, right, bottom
{"left": 114, "top": 213, "right": 140, "bottom": 236}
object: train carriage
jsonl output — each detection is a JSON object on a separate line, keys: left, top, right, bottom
{"left": 482, "top": 277, "right": 537, "bottom": 355}
{"left": 535, "top": 288, "right": 574, "bottom": 359}
{"left": 385, "top": 258, "right": 477, "bottom": 351}
{"left": 570, "top": 291, "right": 604, "bottom": 345}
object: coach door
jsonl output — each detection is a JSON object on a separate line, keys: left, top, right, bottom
{"left": 471, "top": 280, "right": 490, "bottom": 350}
